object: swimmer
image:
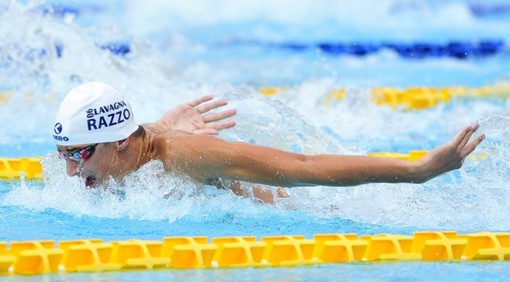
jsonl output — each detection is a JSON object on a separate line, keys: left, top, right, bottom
{"left": 54, "top": 82, "right": 485, "bottom": 200}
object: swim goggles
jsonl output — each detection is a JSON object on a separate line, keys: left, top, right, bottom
{"left": 58, "top": 144, "right": 99, "bottom": 161}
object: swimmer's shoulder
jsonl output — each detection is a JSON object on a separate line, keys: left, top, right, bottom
{"left": 159, "top": 131, "right": 223, "bottom": 154}
{"left": 142, "top": 122, "right": 170, "bottom": 134}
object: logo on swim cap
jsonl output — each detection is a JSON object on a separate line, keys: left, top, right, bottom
{"left": 84, "top": 100, "right": 132, "bottom": 131}
{"left": 54, "top": 123, "right": 63, "bottom": 134}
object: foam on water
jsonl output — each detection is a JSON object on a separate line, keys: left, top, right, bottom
{"left": 1, "top": 0, "right": 510, "bottom": 233}
{"left": 285, "top": 115, "right": 510, "bottom": 231}
{"left": 2, "top": 115, "right": 510, "bottom": 231}
{"left": 2, "top": 154, "right": 290, "bottom": 225}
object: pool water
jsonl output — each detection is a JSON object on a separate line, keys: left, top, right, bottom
{"left": 1, "top": 0, "right": 510, "bottom": 280}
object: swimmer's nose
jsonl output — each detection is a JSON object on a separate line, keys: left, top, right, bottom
{"left": 66, "top": 160, "right": 80, "bottom": 176}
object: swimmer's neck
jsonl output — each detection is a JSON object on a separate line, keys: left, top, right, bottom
{"left": 132, "top": 126, "right": 161, "bottom": 170}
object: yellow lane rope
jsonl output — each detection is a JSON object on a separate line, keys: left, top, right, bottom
{"left": 0, "top": 157, "right": 43, "bottom": 180}
{"left": 367, "top": 150, "right": 428, "bottom": 161}
{"left": 0, "top": 91, "right": 56, "bottom": 104}
{"left": 259, "top": 85, "right": 510, "bottom": 110}
{"left": 0, "top": 231, "right": 509, "bottom": 275}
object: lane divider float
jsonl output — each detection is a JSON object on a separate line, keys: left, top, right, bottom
{"left": 1, "top": 231, "right": 510, "bottom": 275}
{"left": 370, "top": 85, "right": 510, "bottom": 109}
{"left": 259, "top": 85, "right": 510, "bottom": 110}
{"left": 262, "top": 40, "right": 508, "bottom": 59}
{"left": 3, "top": 39, "right": 507, "bottom": 61}
{"left": 0, "top": 157, "right": 43, "bottom": 180}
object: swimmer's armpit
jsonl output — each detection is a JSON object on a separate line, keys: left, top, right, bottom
{"left": 230, "top": 181, "right": 288, "bottom": 205}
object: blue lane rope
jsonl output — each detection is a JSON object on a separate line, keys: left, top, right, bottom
{"left": 97, "top": 42, "right": 131, "bottom": 56}
{"left": 469, "top": 3, "right": 510, "bottom": 17}
{"left": 38, "top": 5, "right": 81, "bottom": 17}
{"left": 53, "top": 42, "right": 130, "bottom": 57}
{"left": 4, "top": 3, "right": 510, "bottom": 59}
{"left": 99, "top": 39, "right": 506, "bottom": 59}
{"left": 1, "top": 40, "right": 505, "bottom": 61}
{"left": 240, "top": 40, "right": 508, "bottom": 59}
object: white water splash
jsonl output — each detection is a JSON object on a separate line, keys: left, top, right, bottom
{"left": 1, "top": 0, "right": 510, "bottom": 232}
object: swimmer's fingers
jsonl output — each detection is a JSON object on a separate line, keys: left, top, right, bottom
{"left": 195, "top": 99, "right": 231, "bottom": 114}
{"left": 187, "top": 95, "right": 214, "bottom": 108}
{"left": 202, "top": 109, "right": 237, "bottom": 123}
{"left": 192, "top": 120, "right": 236, "bottom": 135}
{"left": 451, "top": 124, "right": 472, "bottom": 148}
{"left": 456, "top": 123, "right": 480, "bottom": 149}
{"left": 452, "top": 123, "right": 484, "bottom": 158}
{"left": 461, "top": 134, "right": 485, "bottom": 159}
{"left": 206, "top": 120, "right": 237, "bottom": 131}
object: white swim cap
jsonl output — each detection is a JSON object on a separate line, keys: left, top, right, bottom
{"left": 53, "top": 82, "right": 138, "bottom": 146}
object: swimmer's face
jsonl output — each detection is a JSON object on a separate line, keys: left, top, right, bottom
{"left": 57, "top": 143, "right": 120, "bottom": 188}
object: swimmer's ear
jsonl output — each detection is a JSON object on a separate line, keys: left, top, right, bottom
{"left": 116, "top": 138, "right": 130, "bottom": 151}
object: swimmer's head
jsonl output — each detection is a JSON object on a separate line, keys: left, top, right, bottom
{"left": 52, "top": 82, "right": 138, "bottom": 146}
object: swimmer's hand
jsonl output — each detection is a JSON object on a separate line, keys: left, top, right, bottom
{"left": 413, "top": 123, "right": 485, "bottom": 183}
{"left": 157, "top": 95, "right": 236, "bottom": 135}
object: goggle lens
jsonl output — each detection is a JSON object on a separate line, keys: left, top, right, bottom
{"left": 58, "top": 144, "right": 98, "bottom": 161}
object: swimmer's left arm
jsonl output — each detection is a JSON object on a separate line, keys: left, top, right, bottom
{"left": 156, "top": 95, "right": 236, "bottom": 134}
{"left": 169, "top": 124, "right": 484, "bottom": 187}
{"left": 170, "top": 135, "right": 419, "bottom": 187}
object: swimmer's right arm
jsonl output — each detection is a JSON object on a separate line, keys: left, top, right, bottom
{"left": 156, "top": 95, "right": 236, "bottom": 134}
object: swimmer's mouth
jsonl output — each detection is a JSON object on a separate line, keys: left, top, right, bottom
{"left": 85, "top": 176, "right": 97, "bottom": 189}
